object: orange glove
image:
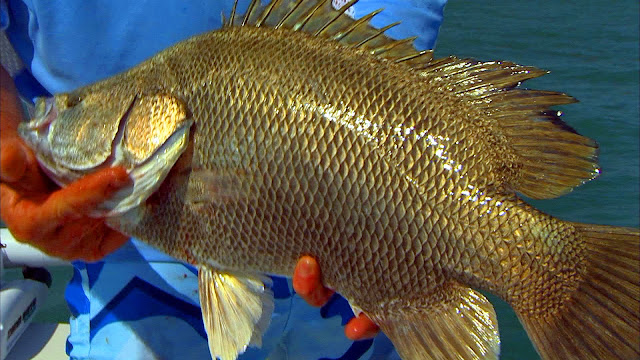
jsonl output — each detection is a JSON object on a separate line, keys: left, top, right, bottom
{"left": 0, "top": 66, "right": 131, "bottom": 262}
{"left": 293, "top": 255, "right": 380, "bottom": 340}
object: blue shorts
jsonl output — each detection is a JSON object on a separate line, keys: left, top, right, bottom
{"left": 65, "top": 240, "right": 400, "bottom": 359}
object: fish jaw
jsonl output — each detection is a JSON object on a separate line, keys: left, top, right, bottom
{"left": 18, "top": 96, "right": 81, "bottom": 186}
{"left": 18, "top": 96, "right": 54, "bottom": 159}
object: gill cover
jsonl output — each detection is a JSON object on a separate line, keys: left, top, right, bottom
{"left": 106, "top": 93, "right": 194, "bottom": 215}
{"left": 48, "top": 92, "right": 136, "bottom": 170}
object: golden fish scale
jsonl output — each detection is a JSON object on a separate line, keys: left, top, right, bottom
{"left": 113, "top": 26, "right": 584, "bottom": 315}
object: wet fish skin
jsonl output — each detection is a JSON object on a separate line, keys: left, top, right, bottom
{"left": 18, "top": 1, "right": 640, "bottom": 359}
{"left": 105, "top": 25, "right": 579, "bottom": 310}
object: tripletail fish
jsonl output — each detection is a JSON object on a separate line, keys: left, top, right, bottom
{"left": 18, "top": 0, "right": 640, "bottom": 359}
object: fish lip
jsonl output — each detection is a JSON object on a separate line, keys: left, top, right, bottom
{"left": 18, "top": 97, "right": 58, "bottom": 150}
{"left": 17, "top": 97, "right": 58, "bottom": 177}
{"left": 27, "top": 97, "right": 58, "bottom": 130}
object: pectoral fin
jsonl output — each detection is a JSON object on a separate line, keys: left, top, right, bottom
{"left": 198, "top": 266, "right": 274, "bottom": 360}
{"left": 370, "top": 283, "right": 500, "bottom": 360}
{"left": 186, "top": 168, "right": 254, "bottom": 207}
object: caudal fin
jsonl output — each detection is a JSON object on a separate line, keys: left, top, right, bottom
{"left": 519, "top": 224, "right": 640, "bottom": 359}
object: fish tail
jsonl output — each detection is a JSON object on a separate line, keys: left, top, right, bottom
{"left": 519, "top": 223, "right": 640, "bottom": 359}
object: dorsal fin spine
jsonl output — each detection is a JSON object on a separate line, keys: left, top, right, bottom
{"left": 242, "top": 0, "right": 260, "bottom": 26}
{"left": 255, "top": 0, "right": 281, "bottom": 27}
{"left": 228, "top": 0, "right": 238, "bottom": 27}
{"left": 227, "top": 0, "right": 434, "bottom": 68}
{"left": 331, "top": 9, "right": 382, "bottom": 41}
{"left": 314, "top": 0, "right": 359, "bottom": 37}
{"left": 276, "top": 0, "right": 304, "bottom": 29}
{"left": 355, "top": 21, "right": 400, "bottom": 49}
{"left": 293, "top": 0, "right": 325, "bottom": 31}
{"left": 373, "top": 36, "right": 417, "bottom": 56}
{"left": 394, "top": 50, "right": 431, "bottom": 64}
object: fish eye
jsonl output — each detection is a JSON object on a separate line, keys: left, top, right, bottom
{"left": 66, "top": 95, "right": 83, "bottom": 107}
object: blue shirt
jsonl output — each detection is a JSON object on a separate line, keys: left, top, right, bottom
{"left": 2, "top": 0, "right": 446, "bottom": 358}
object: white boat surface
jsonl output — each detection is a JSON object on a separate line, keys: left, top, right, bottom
{"left": 1, "top": 228, "right": 70, "bottom": 360}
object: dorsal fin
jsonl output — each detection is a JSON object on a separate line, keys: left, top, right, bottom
{"left": 418, "top": 57, "right": 600, "bottom": 199}
{"left": 223, "top": 0, "right": 433, "bottom": 68}
{"left": 223, "top": 0, "right": 597, "bottom": 199}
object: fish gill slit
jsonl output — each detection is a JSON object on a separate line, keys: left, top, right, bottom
{"left": 109, "top": 95, "right": 138, "bottom": 167}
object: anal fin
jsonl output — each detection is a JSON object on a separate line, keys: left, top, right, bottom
{"left": 370, "top": 283, "right": 500, "bottom": 360}
{"left": 198, "top": 266, "right": 274, "bottom": 360}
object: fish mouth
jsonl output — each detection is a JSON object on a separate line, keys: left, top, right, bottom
{"left": 29, "top": 97, "right": 58, "bottom": 130}
{"left": 18, "top": 97, "right": 58, "bottom": 163}
{"left": 17, "top": 96, "right": 79, "bottom": 187}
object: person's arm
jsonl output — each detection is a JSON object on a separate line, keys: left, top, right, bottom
{"left": 0, "top": 66, "right": 131, "bottom": 261}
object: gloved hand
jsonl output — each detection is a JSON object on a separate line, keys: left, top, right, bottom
{"left": 294, "top": 255, "right": 380, "bottom": 340}
{"left": 0, "top": 66, "right": 131, "bottom": 262}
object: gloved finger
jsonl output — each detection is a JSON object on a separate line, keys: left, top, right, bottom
{"left": 43, "top": 166, "right": 130, "bottom": 219}
{"left": 0, "top": 66, "right": 52, "bottom": 191}
{"left": 88, "top": 226, "right": 129, "bottom": 262}
{"left": 14, "top": 213, "right": 127, "bottom": 261}
{"left": 4, "top": 213, "right": 90, "bottom": 260}
{"left": 293, "top": 255, "right": 335, "bottom": 307}
{"left": 1, "top": 137, "right": 54, "bottom": 193}
{"left": 345, "top": 313, "right": 380, "bottom": 341}
{"left": 292, "top": 255, "right": 380, "bottom": 340}
{"left": 0, "top": 138, "right": 28, "bottom": 183}
{"left": 0, "top": 182, "right": 48, "bottom": 241}
{"left": 0, "top": 166, "right": 130, "bottom": 244}
{"left": 56, "top": 218, "right": 128, "bottom": 262}
{"left": 37, "top": 220, "right": 89, "bottom": 260}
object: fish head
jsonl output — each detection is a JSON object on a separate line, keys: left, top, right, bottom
{"left": 19, "top": 84, "right": 194, "bottom": 216}
{"left": 19, "top": 87, "right": 138, "bottom": 185}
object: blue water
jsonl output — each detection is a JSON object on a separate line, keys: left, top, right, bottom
{"left": 435, "top": 1, "right": 639, "bottom": 358}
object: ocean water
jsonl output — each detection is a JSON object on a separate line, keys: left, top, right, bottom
{"left": 435, "top": 1, "right": 639, "bottom": 359}
{"left": 4, "top": 1, "right": 638, "bottom": 359}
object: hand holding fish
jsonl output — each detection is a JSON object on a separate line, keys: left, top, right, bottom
{"left": 2, "top": 67, "right": 376, "bottom": 339}
{"left": 0, "top": 66, "right": 131, "bottom": 261}
{"left": 294, "top": 255, "right": 380, "bottom": 340}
